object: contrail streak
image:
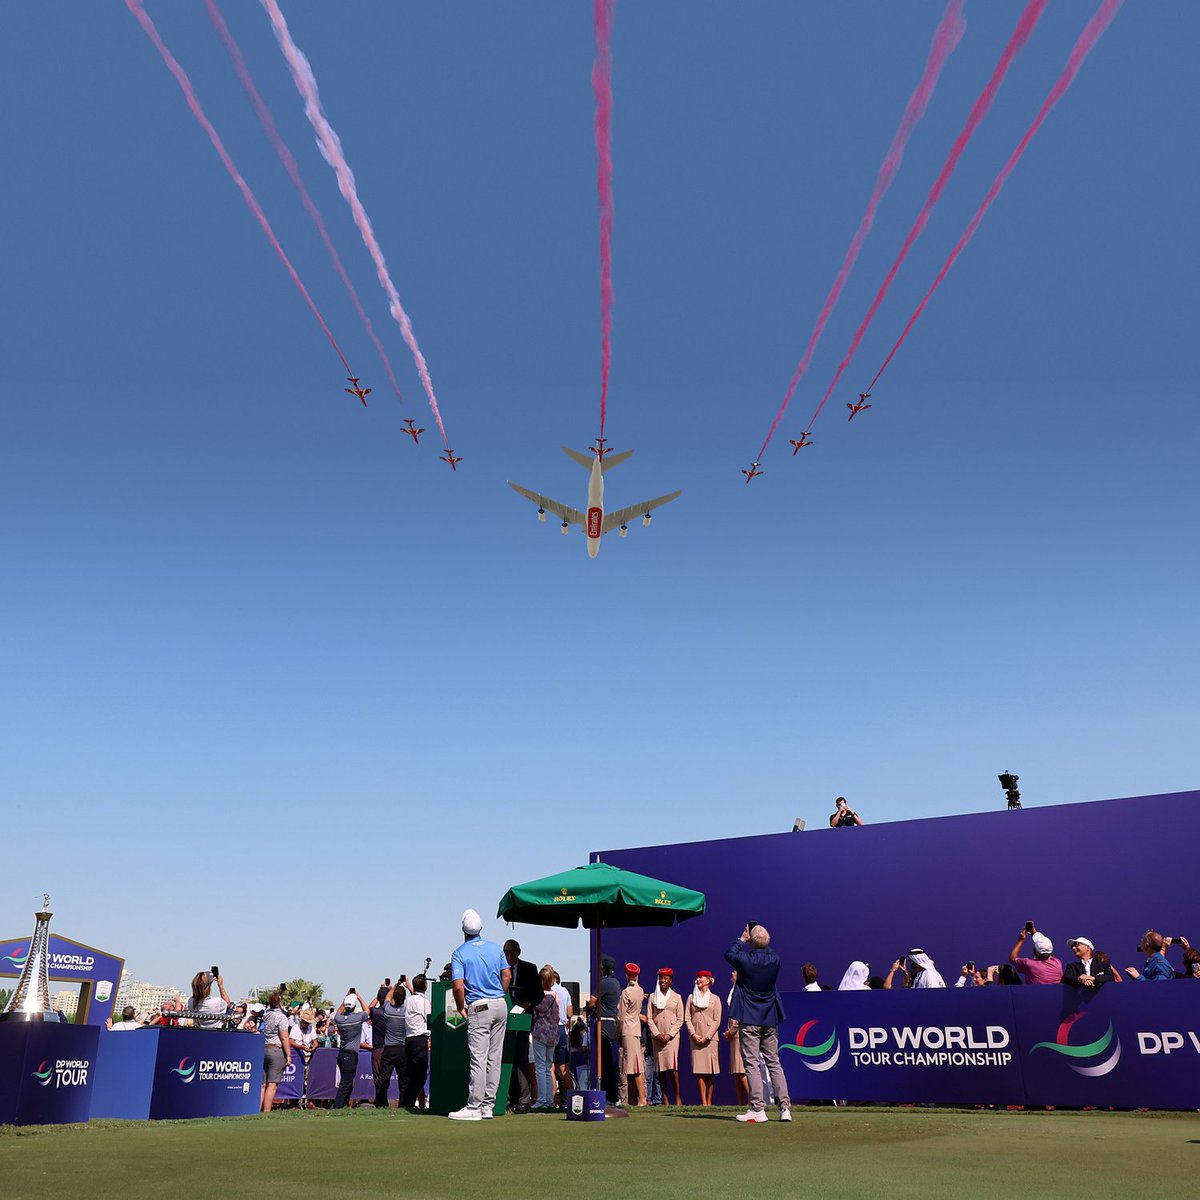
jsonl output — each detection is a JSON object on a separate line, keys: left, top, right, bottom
{"left": 126, "top": 0, "right": 354, "bottom": 378}
{"left": 757, "top": 0, "right": 966, "bottom": 461}
{"left": 204, "top": 0, "right": 404, "bottom": 405}
{"left": 260, "top": 0, "right": 449, "bottom": 444}
{"left": 594, "top": 0, "right": 615, "bottom": 438}
{"left": 806, "top": 0, "right": 1049, "bottom": 437}
{"left": 866, "top": 0, "right": 1123, "bottom": 392}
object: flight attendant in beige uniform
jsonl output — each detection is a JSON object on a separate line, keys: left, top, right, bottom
{"left": 646, "top": 967, "right": 684, "bottom": 1106}
{"left": 617, "top": 962, "right": 646, "bottom": 1106}
{"left": 685, "top": 969, "right": 722, "bottom": 1106}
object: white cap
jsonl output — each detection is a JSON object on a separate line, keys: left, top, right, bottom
{"left": 462, "top": 908, "right": 483, "bottom": 935}
{"left": 1031, "top": 932, "right": 1054, "bottom": 956}
{"left": 249, "top": 1002, "right": 265, "bottom": 1013}
{"left": 1069, "top": 936, "right": 1094, "bottom": 951}
{"left": 342, "top": 995, "right": 361, "bottom": 1011}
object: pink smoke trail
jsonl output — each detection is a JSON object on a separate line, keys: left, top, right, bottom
{"left": 866, "top": 0, "right": 1123, "bottom": 392}
{"left": 259, "top": 0, "right": 448, "bottom": 446}
{"left": 594, "top": 0, "right": 615, "bottom": 439}
{"left": 125, "top": 0, "right": 354, "bottom": 379}
{"left": 805, "top": 0, "right": 1050, "bottom": 438}
{"left": 204, "top": 0, "right": 404, "bottom": 406}
{"left": 756, "top": 0, "right": 966, "bottom": 461}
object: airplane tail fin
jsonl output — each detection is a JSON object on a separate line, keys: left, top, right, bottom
{"left": 600, "top": 449, "right": 633, "bottom": 473}
{"left": 561, "top": 447, "right": 634, "bottom": 474}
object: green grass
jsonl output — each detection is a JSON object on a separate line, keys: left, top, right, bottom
{"left": 4, "top": 1107, "right": 1199, "bottom": 1199}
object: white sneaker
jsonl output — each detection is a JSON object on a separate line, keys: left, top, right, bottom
{"left": 779, "top": 1109, "right": 792, "bottom": 1122}
{"left": 481, "top": 1110, "right": 494, "bottom": 1119}
{"left": 448, "top": 1106, "right": 482, "bottom": 1122}
{"left": 736, "top": 1109, "right": 768, "bottom": 1123}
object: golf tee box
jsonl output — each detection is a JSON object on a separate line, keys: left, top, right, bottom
{"left": 427, "top": 982, "right": 530, "bottom": 1116}
{"left": 565, "top": 1088, "right": 605, "bottom": 1121}
{"left": 0, "top": 1021, "right": 99, "bottom": 1126}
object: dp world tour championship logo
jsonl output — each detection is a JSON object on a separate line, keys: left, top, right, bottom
{"left": 32, "top": 1060, "right": 53, "bottom": 1087}
{"left": 172, "top": 1057, "right": 198, "bottom": 1084}
{"left": 1031, "top": 1015, "right": 1121, "bottom": 1077}
{"left": 2, "top": 944, "right": 29, "bottom": 970}
{"left": 782, "top": 1020, "right": 841, "bottom": 1071}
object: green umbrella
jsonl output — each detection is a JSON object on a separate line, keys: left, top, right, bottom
{"left": 498, "top": 862, "right": 705, "bottom": 928}
{"left": 497, "top": 861, "right": 705, "bottom": 1100}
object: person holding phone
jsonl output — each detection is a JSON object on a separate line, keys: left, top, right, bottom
{"left": 191, "top": 969, "right": 231, "bottom": 1029}
{"left": 1009, "top": 923, "right": 1063, "bottom": 984}
{"left": 829, "top": 797, "right": 864, "bottom": 828}
{"left": 725, "top": 924, "right": 790, "bottom": 1124}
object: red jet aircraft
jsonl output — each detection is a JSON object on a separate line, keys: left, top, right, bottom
{"left": 440, "top": 449, "right": 463, "bottom": 471}
{"left": 789, "top": 432, "right": 814, "bottom": 455}
{"left": 742, "top": 462, "right": 764, "bottom": 484}
{"left": 402, "top": 418, "right": 424, "bottom": 445}
{"left": 846, "top": 392, "right": 872, "bottom": 421}
{"left": 344, "top": 376, "right": 372, "bottom": 406}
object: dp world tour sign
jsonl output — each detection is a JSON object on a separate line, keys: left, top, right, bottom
{"left": 777, "top": 985, "right": 1200, "bottom": 1110}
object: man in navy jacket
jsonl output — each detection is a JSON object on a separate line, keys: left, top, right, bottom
{"left": 725, "top": 924, "right": 790, "bottom": 1123}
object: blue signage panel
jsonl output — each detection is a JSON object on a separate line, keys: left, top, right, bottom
{"left": 0, "top": 934, "right": 124, "bottom": 1026}
{"left": 777, "top": 988, "right": 1025, "bottom": 1106}
{"left": 0, "top": 1022, "right": 99, "bottom": 1126}
{"left": 147, "top": 1030, "right": 263, "bottom": 1119}
{"left": 1015, "top": 984, "right": 1200, "bottom": 1110}
{"left": 91, "top": 1029, "right": 160, "bottom": 1119}
{"left": 274, "top": 1049, "right": 306, "bottom": 1101}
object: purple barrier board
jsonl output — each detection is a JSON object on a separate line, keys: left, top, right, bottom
{"left": 147, "top": 1030, "right": 263, "bottom": 1120}
{"left": 275, "top": 1048, "right": 399, "bottom": 1104}
{"left": 0, "top": 1021, "right": 99, "bottom": 1126}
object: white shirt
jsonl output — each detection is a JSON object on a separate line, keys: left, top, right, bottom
{"left": 110, "top": 1019, "right": 142, "bottom": 1031}
{"left": 359, "top": 1019, "right": 373, "bottom": 1049}
{"left": 291, "top": 1023, "right": 318, "bottom": 1050}
{"left": 552, "top": 983, "right": 570, "bottom": 1025}
{"left": 197, "top": 994, "right": 228, "bottom": 1030}
{"left": 405, "top": 992, "right": 432, "bottom": 1038}
{"left": 803, "top": 982, "right": 821, "bottom": 992}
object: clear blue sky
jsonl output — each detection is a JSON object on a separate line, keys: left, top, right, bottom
{"left": 2, "top": 2, "right": 1195, "bottom": 998}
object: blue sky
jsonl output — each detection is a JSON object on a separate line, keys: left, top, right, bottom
{"left": 2, "top": 1, "right": 1196, "bottom": 999}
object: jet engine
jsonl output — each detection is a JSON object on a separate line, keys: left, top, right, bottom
{"left": 642, "top": 513, "right": 652, "bottom": 527}
{"left": 560, "top": 521, "right": 569, "bottom": 535}
{"left": 537, "top": 507, "right": 546, "bottom": 522}
{"left": 619, "top": 524, "right": 628, "bottom": 537}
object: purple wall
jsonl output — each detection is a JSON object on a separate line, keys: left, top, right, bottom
{"left": 594, "top": 789, "right": 1198, "bottom": 994}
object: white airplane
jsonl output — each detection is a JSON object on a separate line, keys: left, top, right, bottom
{"left": 508, "top": 448, "right": 682, "bottom": 559}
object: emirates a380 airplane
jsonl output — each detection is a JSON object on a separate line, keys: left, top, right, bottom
{"left": 508, "top": 447, "right": 681, "bottom": 559}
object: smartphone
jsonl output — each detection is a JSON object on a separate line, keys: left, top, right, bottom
{"left": 385, "top": 978, "right": 391, "bottom": 987}
{"left": 966, "top": 961, "right": 975, "bottom": 972}
{"left": 1024, "top": 921, "right": 1035, "bottom": 934}
{"left": 211, "top": 965, "right": 220, "bottom": 978}
{"left": 747, "top": 919, "right": 761, "bottom": 933}
{"left": 349, "top": 987, "right": 356, "bottom": 995}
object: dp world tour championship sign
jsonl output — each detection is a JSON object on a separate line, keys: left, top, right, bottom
{"left": 777, "top": 984, "right": 1200, "bottom": 1110}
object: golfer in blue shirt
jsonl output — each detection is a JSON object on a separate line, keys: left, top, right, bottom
{"left": 448, "top": 908, "right": 512, "bottom": 1120}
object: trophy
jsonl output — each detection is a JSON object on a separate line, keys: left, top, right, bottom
{"left": 1, "top": 894, "right": 55, "bottom": 1022}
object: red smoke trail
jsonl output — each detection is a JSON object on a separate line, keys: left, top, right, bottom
{"left": 866, "top": 0, "right": 1123, "bottom": 392}
{"left": 125, "top": 0, "right": 353, "bottom": 379}
{"left": 757, "top": 0, "right": 965, "bottom": 461}
{"left": 805, "top": 0, "right": 1049, "bottom": 436}
{"left": 260, "top": 0, "right": 449, "bottom": 446}
{"left": 204, "top": 0, "right": 404, "bottom": 405}
{"left": 593, "top": 0, "right": 615, "bottom": 439}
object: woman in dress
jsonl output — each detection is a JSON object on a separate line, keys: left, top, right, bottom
{"left": 684, "top": 969, "right": 722, "bottom": 1106}
{"left": 723, "top": 969, "right": 749, "bottom": 1106}
{"left": 646, "top": 967, "right": 684, "bottom": 1105}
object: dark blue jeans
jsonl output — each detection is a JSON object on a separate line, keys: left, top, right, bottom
{"left": 333, "top": 1048, "right": 358, "bottom": 1108}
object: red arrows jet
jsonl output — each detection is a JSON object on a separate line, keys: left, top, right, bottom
{"left": 742, "top": 462, "right": 764, "bottom": 484}
{"left": 344, "top": 377, "right": 372, "bottom": 406}
{"left": 789, "top": 432, "right": 814, "bottom": 455}
{"left": 591, "top": 436, "right": 614, "bottom": 460}
{"left": 440, "top": 449, "right": 463, "bottom": 471}
{"left": 402, "top": 418, "right": 424, "bottom": 445}
{"left": 846, "top": 393, "right": 872, "bottom": 421}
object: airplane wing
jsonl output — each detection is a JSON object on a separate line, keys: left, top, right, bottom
{"left": 601, "top": 490, "right": 682, "bottom": 535}
{"left": 507, "top": 482, "right": 584, "bottom": 527}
